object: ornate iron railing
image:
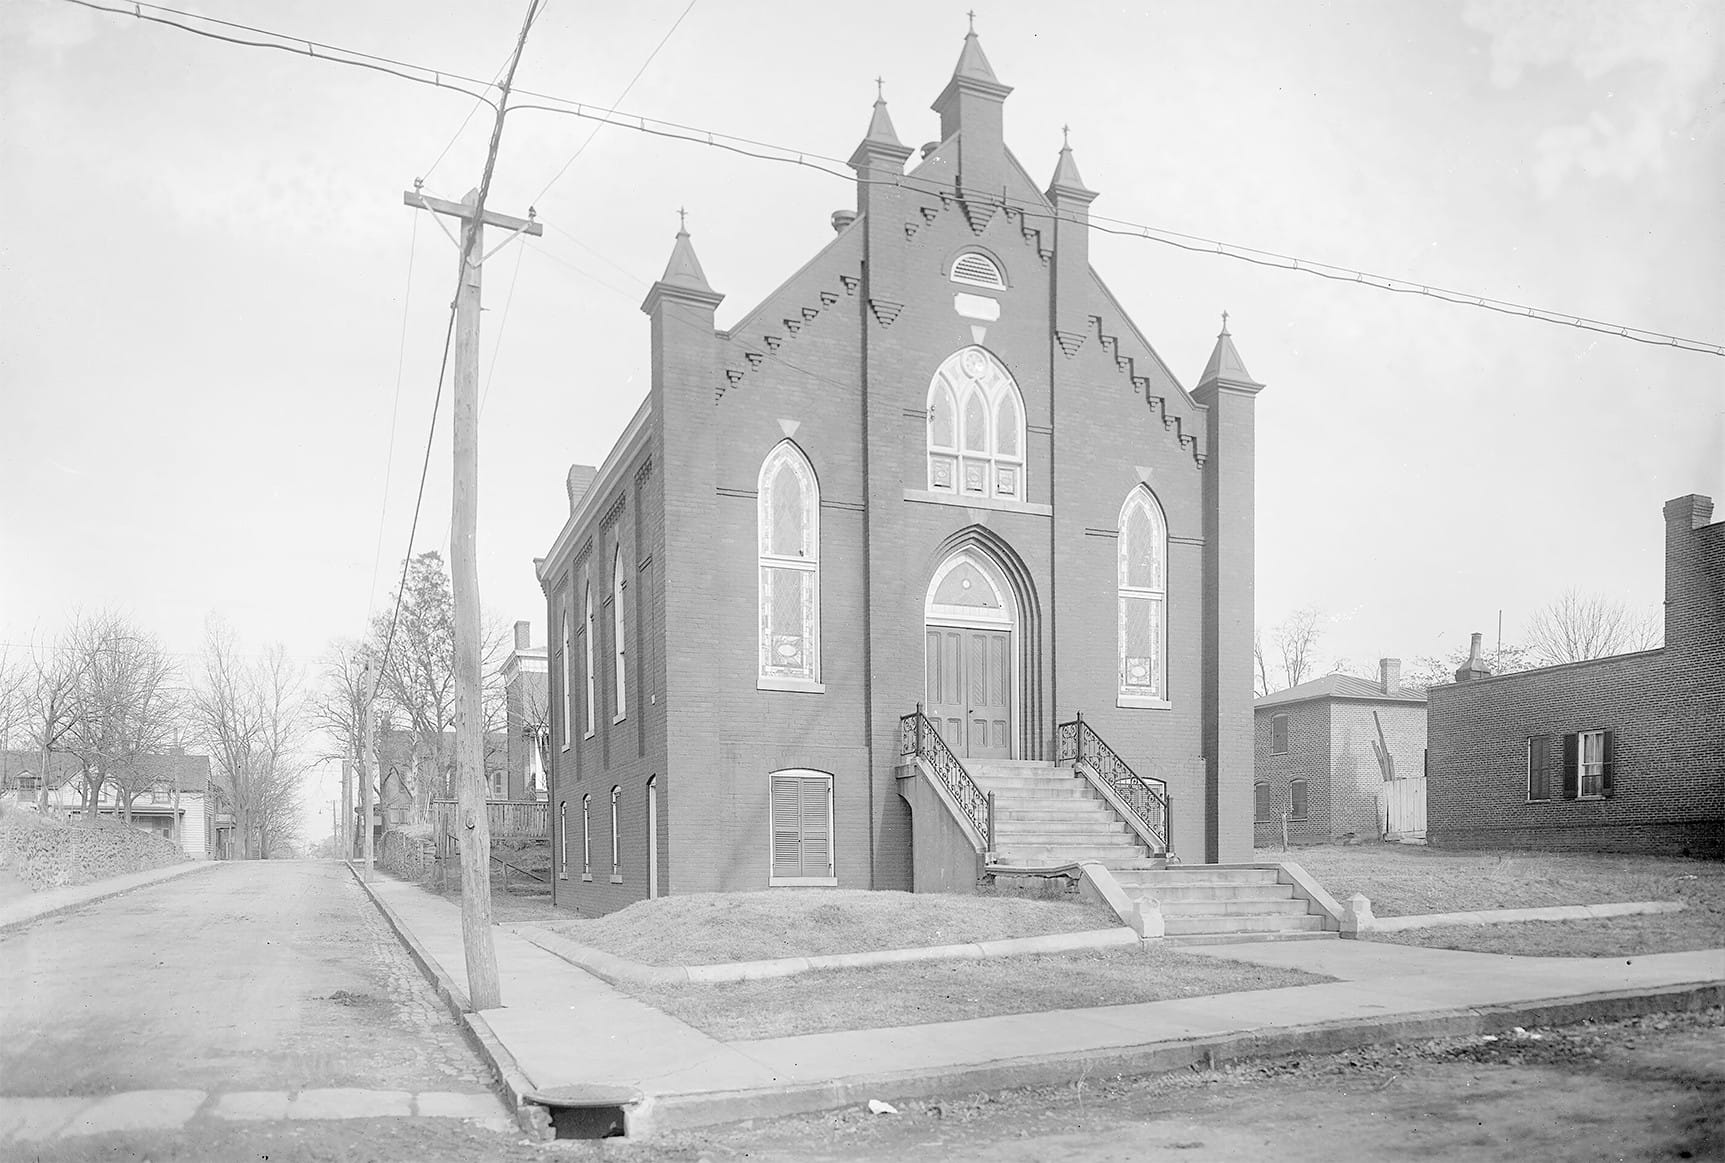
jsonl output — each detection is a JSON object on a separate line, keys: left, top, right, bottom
{"left": 1056, "top": 713, "right": 1171, "bottom": 855}
{"left": 899, "top": 705, "right": 994, "bottom": 851}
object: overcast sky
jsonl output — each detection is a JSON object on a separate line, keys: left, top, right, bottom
{"left": 3, "top": 0, "right": 1721, "bottom": 838}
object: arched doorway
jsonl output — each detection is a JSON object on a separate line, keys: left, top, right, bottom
{"left": 924, "top": 548, "right": 1017, "bottom": 759}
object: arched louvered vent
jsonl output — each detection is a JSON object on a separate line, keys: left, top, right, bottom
{"left": 950, "top": 252, "right": 1006, "bottom": 289}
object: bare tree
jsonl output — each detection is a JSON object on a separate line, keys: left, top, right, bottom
{"left": 308, "top": 639, "right": 378, "bottom": 855}
{"left": 58, "top": 612, "right": 179, "bottom": 823}
{"left": 17, "top": 629, "right": 87, "bottom": 811}
{"left": 190, "top": 619, "right": 306, "bottom": 859}
{"left": 1524, "top": 589, "right": 1661, "bottom": 666}
{"left": 1252, "top": 628, "right": 1272, "bottom": 698}
{"left": 368, "top": 552, "right": 507, "bottom": 814}
{"left": 1400, "top": 640, "right": 1538, "bottom": 692}
{"left": 1254, "top": 608, "right": 1325, "bottom": 694}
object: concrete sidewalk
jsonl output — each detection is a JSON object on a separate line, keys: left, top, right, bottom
{"left": 358, "top": 874, "right": 1725, "bottom": 1140}
{"left": 0, "top": 860, "right": 216, "bottom": 932}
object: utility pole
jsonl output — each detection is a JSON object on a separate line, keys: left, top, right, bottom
{"left": 402, "top": 0, "right": 543, "bottom": 1013}
{"left": 360, "top": 660, "right": 376, "bottom": 881}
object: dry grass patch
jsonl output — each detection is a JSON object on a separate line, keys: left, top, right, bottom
{"left": 622, "top": 944, "right": 1329, "bottom": 1041}
{"left": 1263, "top": 843, "right": 1724, "bottom": 916}
{"left": 534, "top": 889, "right": 1118, "bottom": 966}
{"left": 1263, "top": 843, "right": 1725, "bottom": 957}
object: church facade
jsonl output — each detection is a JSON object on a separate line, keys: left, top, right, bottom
{"left": 536, "top": 29, "right": 1263, "bottom": 914}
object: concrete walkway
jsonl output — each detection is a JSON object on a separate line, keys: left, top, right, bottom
{"left": 359, "top": 874, "right": 1725, "bottom": 1139}
{"left": 0, "top": 860, "right": 215, "bottom": 931}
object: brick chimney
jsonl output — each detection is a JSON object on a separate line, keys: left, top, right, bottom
{"left": 1663, "top": 493, "right": 1718, "bottom": 659}
{"left": 566, "top": 464, "right": 597, "bottom": 514}
{"left": 1453, "top": 633, "right": 1493, "bottom": 682}
{"left": 1379, "top": 657, "right": 1401, "bottom": 694}
{"left": 513, "top": 620, "right": 531, "bottom": 650}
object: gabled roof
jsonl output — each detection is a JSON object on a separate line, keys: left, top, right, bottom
{"left": 1255, "top": 673, "right": 1427, "bottom": 710}
{"left": 0, "top": 749, "right": 211, "bottom": 791}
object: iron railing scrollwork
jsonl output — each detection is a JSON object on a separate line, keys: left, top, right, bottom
{"left": 899, "top": 705, "right": 994, "bottom": 851}
{"left": 1056, "top": 712, "right": 1171, "bottom": 855}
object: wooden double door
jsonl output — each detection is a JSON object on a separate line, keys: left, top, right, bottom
{"left": 925, "top": 625, "right": 1013, "bottom": 760}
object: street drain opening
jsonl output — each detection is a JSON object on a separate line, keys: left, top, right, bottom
{"left": 545, "top": 1102, "right": 626, "bottom": 1140}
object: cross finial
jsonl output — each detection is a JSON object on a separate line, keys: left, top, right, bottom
{"left": 875, "top": 75, "right": 884, "bottom": 100}
{"left": 678, "top": 206, "right": 687, "bottom": 232}
{"left": 1062, "top": 124, "right": 1071, "bottom": 148}
{"left": 967, "top": 10, "right": 976, "bottom": 33}
{"left": 1221, "top": 310, "right": 1230, "bottom": 332}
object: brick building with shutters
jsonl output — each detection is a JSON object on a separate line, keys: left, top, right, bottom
{"left": 535, "top": 27, "right": 1263, "bottom": 915}
{"left": 1425, "top": 495, "right": 1725, "bottom": 857}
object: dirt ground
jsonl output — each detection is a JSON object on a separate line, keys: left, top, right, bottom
{"left": 27, "top": 1008, "right": 1722, "bottom": 1162}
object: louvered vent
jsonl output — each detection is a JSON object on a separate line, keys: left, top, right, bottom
{"left": 950, "top": 252, "right": 1005, "bottom": 289}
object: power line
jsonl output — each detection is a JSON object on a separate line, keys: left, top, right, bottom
{"left": 58, "top": 0, "right": 1725, "bottom": 356}
{"left": 368, "top": 213, "right": 421, "bottom": 621}
{"left": 527, "top": 0, "right": 701, "bottom": 205}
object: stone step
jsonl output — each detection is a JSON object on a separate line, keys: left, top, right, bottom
{"left": 994, "top": 844, "right": 1147, "bottom": 864}
{"left": 1162, "top": 913, "right": 1328, "bottom": 935}
{"left": 1122, "top": 868, "right": 1283, "bottom": 886}
{"left": 1162, "top": 930, "right": 1340, "bottom": 947}
{"left": 1158, "top": 898, "right": 1311, "bottom": 917}
{"left": 1127, "top": 883, "right": 1299, "bottom": 903}
{"left": 972, "top": 774, "right": 1085, "bottom": 791}
{"left": 996, "top": 803, "right": 1121, "bottom": 821}
{"left": 994, "top": 817, "right": 1133, "bottom": 836}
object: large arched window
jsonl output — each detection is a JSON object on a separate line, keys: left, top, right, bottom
{"left": 927, "top": 346, "right": 1025, "bottom": 502}
{"left": 758, "top": 441, "right": 820, "bottom": 686}
{"left": 1118, "top": 486, "right": 1168, "bottom": 703}
{"left": 559, "top": 612, "right": 571, "bottom": 749}
{"left": 582, "top": 582, "right": 595, "bottom": 737}
{"left": 611, "top": 543, "right": 627, "bottom": 720}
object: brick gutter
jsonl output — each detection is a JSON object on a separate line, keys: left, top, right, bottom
{"left": 0, "top": 860, "right": 217, "bottom": 933}
{"left": 343, "top": 862, "right": 554, "bottom": 1140}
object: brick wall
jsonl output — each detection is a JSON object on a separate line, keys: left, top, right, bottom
{"left": 1253, "top": 700, "right": 1330, "bottom": 846}
{"left": 1427, "top": 499, "right": 1723, "bottom": 858}
{"left": 1329, "top": 702, "right": 1427, "bottom": 839}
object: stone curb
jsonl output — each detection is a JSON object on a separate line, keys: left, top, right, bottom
{"left": 509, "top": 923, "right": 1141, "bottom": 985}
{"left": 636, "top": 979, "right": 1725, "bottom": 1137}
{"left": 343, "top": 863, "right": 553, "bottom": 1141}
{"left": 0, "top": 860, "right": 217, "bottom": 932}
{"left": 1367, "top": 900, "right": 1685, "bottom": 933}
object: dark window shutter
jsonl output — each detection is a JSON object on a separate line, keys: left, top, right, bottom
{"left": 1601, "top": 731, "right": 1616, "bottom": 798}
{"left": 1561, "top": 733, "right": 1579, "bottom": 800}
{"left": 1527, "top": 736, "right": 1546, "bottom": 800}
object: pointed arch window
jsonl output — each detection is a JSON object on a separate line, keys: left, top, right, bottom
{"left": 559, "top": 612, "right": 571, "bottom": 749}
{"left": 558, "top": 801, "right": 569, "bottom": 879}
{"left": 1118, "top": 486, "right": 1168, "bottom": 704}
{"left": 927, "top": 346, "right": 1025, "bottom": 501}
{"left": 611, "top": 542, "right": 627, "bottom": 722}
{"left": 609, "top": 785, "right": 622, "bottom": 881}
{"left": 758, "top": 441, "right": 821, "bottom": 688}
{"left": 582, "top": 582, "right": 596, "bottom": 738}
{"left": 580, "top": 793, "right": 592, "bottom": 879}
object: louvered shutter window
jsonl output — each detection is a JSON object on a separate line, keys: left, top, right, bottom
{"left": 1601, "top": 731, "right": 1616, "bottom": 798}
{"left": 1289, "top": 779, "right": 1309, "bottom": 820}
{"left": 1254, "top": 782, "right": 1271, "bottom": 823}
{"left": 769, "top": 771, "right": 834, "bottom": 884}
{"left": 1271, "top": 714, "right": 1290, "bottom": 755}
{"left": 950, "top": 252, "right": 1005, "bottom": 289}
{"left": 1561, "top": 733, "right": 1580, "bottom": 800}
{"left": 1527, "top": 736, "right": 1552, "bottom": 802}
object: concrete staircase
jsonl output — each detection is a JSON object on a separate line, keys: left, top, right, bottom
{"left": 1110, "top": 866, "right": 1336, "bottom": 943}
{"left": 968, "top": 761, "right": 1150, "bottom": 867}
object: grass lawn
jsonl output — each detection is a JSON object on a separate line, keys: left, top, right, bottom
{"left": 621, "top": 944, "right": 1330, "bottom": 1041}
{"left": 1262, "top": 843, "right": 1725, "bottom": 957}
{"left": 0, "top": 867, "right": 34, "bottom": 911}
{"left": 533, "top": 889, "right": 1120, "bottom": 966}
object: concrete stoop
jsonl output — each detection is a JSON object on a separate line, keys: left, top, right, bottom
{"left": 968, "top": 762, "right": 1149, "bottom": 867}
{"left": 1113, "top": 865, "right": 1342, "bottom": 942}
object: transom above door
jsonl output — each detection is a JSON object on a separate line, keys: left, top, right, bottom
{"left": 924, "top": 550, "right": 1016, "bottom": 760}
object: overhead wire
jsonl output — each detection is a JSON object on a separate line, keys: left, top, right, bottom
{"left": 368, "top": 213, "right": 421, "bottom": 621}
{"left": 55, "top": 0, "right": 1725, "bottom": 359}
{"left": 527, "top": 0, "right": 701, "bottom": 205}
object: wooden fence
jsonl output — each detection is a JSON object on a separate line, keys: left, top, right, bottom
{"left": 430, "top": 798, "right": 549, "bottom": 839}
{"left": 1380, "top": 777, "right": 1428, "bottom": 840}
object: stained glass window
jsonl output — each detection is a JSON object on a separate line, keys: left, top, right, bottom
{"left": 758, "top": 442, "right": 820, "bottom": 684}
{"left": 925, "top": 347, "right": 1025, "bottom": 501}
{"left": 1118, "top": 487, "right": 1168, "bottom": 701}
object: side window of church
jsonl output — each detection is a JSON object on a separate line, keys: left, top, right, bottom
{"left": 1117, "top": 486, "right": 1168, "bottom": 703}
{"left": 769, "top": 770, "right": 834, "bottom": 885}
{"left": 758, "top": 441, "right": 820, "bottom": 684}
{"left": 927, "top": 346, "right": 1025, "bottom": 502}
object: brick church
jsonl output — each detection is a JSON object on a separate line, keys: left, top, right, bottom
{"left": 536, "top": 27, "right": 1262, "bottom": 914}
